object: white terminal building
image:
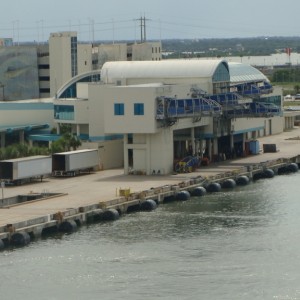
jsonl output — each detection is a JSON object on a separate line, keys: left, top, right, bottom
{"left": 52, "top": 59, "right": 291, "bottom": 175}
{"left": 0, "top": 31, "right": 297, "bottom": 174}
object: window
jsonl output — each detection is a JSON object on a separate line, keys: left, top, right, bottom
{"left": 39, "top": 76, "right": 50, "bottom": 81}
{"left": 114, "top": 103, "right": 124, "bottom": 115}
{"left": 134, "top": 103, "right": 144, "bottom": 115}
{"left": 54, "top": 105, "right": 74, "bottom": 120}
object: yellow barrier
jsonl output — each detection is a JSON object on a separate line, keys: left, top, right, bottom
{"left": 118, "top": 188, "right": 131, "bottom": 197}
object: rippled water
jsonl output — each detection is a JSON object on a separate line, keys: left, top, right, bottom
{"left": 1, "top": 173, "right": 300, "bottom": 300}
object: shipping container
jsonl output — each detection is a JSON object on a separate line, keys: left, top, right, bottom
{"left": 0, "top": 155, "right": 52, "bottom": 184}
{"left": 52, "top": 149, "right": 99, "bottom": 176}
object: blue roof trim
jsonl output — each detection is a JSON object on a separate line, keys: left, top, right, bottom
{"left": 89, "top": 135, "right": 123, "bottom": 141}
{"left": 0, "top": 123, "right": 50, "bottom": 133}
{"left": 0, "top": 103, "right": 53, "bottom": 110}
{"left": 28, "top": 134, "right": 61, "bottom": 142}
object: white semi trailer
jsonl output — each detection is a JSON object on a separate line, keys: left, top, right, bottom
{"left": 52, "top": 149, "right": 99, "bottom": 176}
{"left": 0, "top": 155, "right": 52, "bottom": 185}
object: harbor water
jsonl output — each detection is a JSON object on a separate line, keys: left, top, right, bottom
{"left": 1, "top": 172, "right": 300, "bottom": 300}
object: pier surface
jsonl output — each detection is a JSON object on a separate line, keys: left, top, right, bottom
{"left": 1, "top": 127, "right": 300, "bottom": 240}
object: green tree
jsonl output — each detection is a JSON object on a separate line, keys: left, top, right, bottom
{"left": 50, "top": 133, "right": 81, "bottom": 153}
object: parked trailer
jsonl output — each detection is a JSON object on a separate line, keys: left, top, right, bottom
{"left": 52, "top": 149, "right": 99, "bottom": 177}
{"left": 0, "top": 155, "right": 52, "bottom": 185}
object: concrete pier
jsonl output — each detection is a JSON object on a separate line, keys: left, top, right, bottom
{"left": 1, "top": 127, "right": 300, "bottom": 247}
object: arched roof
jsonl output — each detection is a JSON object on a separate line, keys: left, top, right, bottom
{"left": 56, "top": 70, "right": 101, "bottom": 99}
{"left": 101, "top": 59, "right": 229, "bottom": 83}
{"left": 228, "top": 62, "right": 269, "bottom": 83}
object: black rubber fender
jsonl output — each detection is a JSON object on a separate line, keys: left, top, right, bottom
{"left": 287, "top": 163, "right": 299, "bottom": 173}
{"left": 221, "top": 179, "right": 236, "bottom": 189}
{"left": 236, "top": 175, "right": 250, "bottom": 185}
{"left": 263, "top": 168, "right": 275, "bottom": 178}
{"left": 176, "top": 190, "right": 191, "bottom": 201}
{"left": 206, "top": 182, "right": 221, "bottom": 193}
{"left": 0, "top": 239, "right": 5, "bottom": 250}
{"left": 59, "top": 220, "right": 78, "bottom": 233}
{"left": 10, "top": 232, "right": 31, "bottom": 246}
{"left": 140, "top": 199, "right": 157, "bottom": 211}
{"left": 102, "top": 209, "right": 120, "bottom": 221}
{"left": 191, "top": 186, "right": 207, "bottom": 197}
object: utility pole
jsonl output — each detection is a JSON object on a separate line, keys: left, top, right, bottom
{"left": 136, "top": 15, "right": 149, "bottom": 43}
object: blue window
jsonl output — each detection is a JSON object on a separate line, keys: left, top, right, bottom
{"left": 134, "top": 103, "right": 144, "bottom": 115}
{"left": 114, "top": 103, "right": 124, "bottom": 115}
{"left": 54, "top": 105, "right": 74, "bottom": 120}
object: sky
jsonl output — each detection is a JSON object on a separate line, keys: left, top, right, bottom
{"left": 0, "top": 0, "right": 299, "bottom": 43}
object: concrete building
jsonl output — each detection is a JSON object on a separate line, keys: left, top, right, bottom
{"left": 49, "top": 32, "right": 78, "bottom": 97}
{"left": 0, "top": 32, "right": 162, "bottom": 100}
{"left": 52, "top": 59, "right": 285, "bottom": 175}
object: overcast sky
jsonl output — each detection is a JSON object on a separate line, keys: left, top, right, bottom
{"left": 0, "top": 0, "right": 299, "bottom": 42}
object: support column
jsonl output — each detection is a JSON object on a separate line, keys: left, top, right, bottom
{"left": 191, "top": 127, "right": 195, "bottom": 156}
{"left": 252, "top": 130, "right": 257, "bottom": 140}
{"left": 242, "top": 133, "right": 246, "bottom": 154}
{"left": 19, "top": 130, "right": 24, "bottom": 144}
{"left": 213, "top": 137, "right": 218, "bottom": 155}
{"left": 0, "top": 132, "right": 5, "bottom": 148}
{"left": 146, "top": 134, "right": 151, "bottom": 175}
{"left": 29, "top": 140, "right": 33, "bottom": 148}
{"left": 230, "top": 134, "right": 234, "bottom": 149}
{"left": 76, "top": 124, "right": 80, "bottom": 136}
{"left": 57, "top": 124, "right": 60, "bottom": 135}
{"left": 208, "top": 139, "right": 212, "bottom": 161}
{"left": 195, "top": 140, "right": 199, "bottom": 157}
{"left": 124, "top": 134, "right": 129, "bottom": 175}
{"left": 199, "top": 139, "right": 204, "bottom": 158}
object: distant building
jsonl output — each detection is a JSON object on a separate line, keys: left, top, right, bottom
{"left": 0, "top": 32, "right": 162, "bottom": 100}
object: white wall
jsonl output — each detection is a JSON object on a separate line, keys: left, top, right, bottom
{"left": 88, "top": 84, "right": 106, "bottom": 138}
{"left": 149, "top": 128, "right": 174, "bottom": 174}
{"left": 81, "top": 140, "right": 123, "bottom": 169}
{"left": 77, "top": 83, "right": 89, "bottom": 99}
{"left": 77, "top": 44, "right": 93, "bottom": 74}
{"left": 232, "top": 116, "right": 283, "bottom": 136}
{"left": 103, "top": 85, "right": 157, "bottom": 134}
{"left": 128, "top": 130, "right": 174, "bottom": 175}
{"left": 49, "top": 32, "right": 76, "bottom": 97}
{"left": 0, "top": 103, "right": 54, "bottom": 128}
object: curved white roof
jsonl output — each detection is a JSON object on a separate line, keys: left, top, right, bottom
{"left": 101, "top": 59, "right": 228, "bottom": 83}
{"left": 228, "top": 62, "right": 269, "bottom": 83}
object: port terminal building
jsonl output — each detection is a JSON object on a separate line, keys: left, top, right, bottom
{"left": 52, "top": 59, "right": 286, "bottom": 175}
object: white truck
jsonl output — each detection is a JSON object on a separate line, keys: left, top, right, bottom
{"left": 0, "top": 155, "right": 52, "bottom": 185}
{"left": 52, "top": 149, "right": 99, "bottom": 177}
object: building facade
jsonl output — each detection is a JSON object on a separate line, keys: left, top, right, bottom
{"left": 52, "top": 59, "right": 284, "bottom": 175}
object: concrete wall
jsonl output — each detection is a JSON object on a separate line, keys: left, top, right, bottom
{"left": 126, "top": 130, "right": 174, "bottom": 175}
{"left": 149, "top": 129, "right": 174, "bottom": 174}
{"left": 49, "top": 31, "right": 76, "bottom": 97}
{"left": 81, "top": 140, "right": 123, "bottom": 170}
{"left": 77, "top": 83, "right": 89, "bottom": 99}
{"left": 103, "top": 85, "right": 158, "bottom": 134}
{"left": 97, "top": 44, "right": 127, "bottom": 67}
{"left": 0, "top": 102, "right": 54, "bottom": 127}
{"left": 232, "top": 116, "right": 283, "bottom": 136}
{"left": 77, "top": 44, "right": 93, "bottom": 74}
{"left": 88, "top": 84, "right": 106, "bottom": 138}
